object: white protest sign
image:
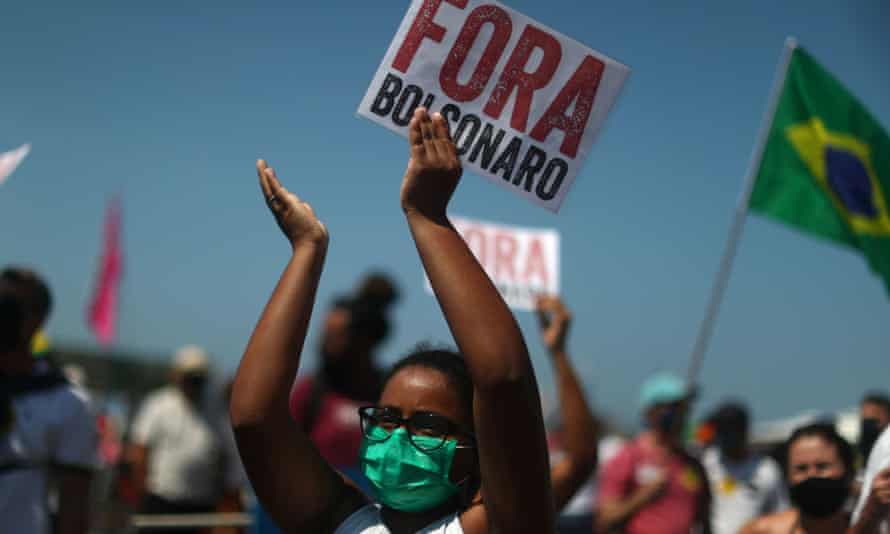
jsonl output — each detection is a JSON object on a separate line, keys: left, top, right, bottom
{"left": 424, "top": 215, "right": 559, "bottom": 310}
{"left": 0, "top": 144, "right": 30, "bottom": 186}
{"left": 358, "top": 0, "right": 629, "bottom": 212}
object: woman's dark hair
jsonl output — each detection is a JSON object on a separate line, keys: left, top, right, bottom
{"left": 0, "top": 292, "right": 24, "bottom": 352}
{"left": 384, "top": 344, "right": 474, "bottom": 431}
{"left": 781, "top": 422, "right": 855, "bottom": 480}
{"left": 862, "top": 392, "right": 890, "bottom": 415}
{"left": 333, "top": 272, "right": 399, "bottom": 347}
{"left": 0, "top": 267, "right": 52, "bottom": 324}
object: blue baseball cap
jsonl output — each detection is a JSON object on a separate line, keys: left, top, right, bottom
{"left": 639, "top": 373, "right": 687, "bottom": 409}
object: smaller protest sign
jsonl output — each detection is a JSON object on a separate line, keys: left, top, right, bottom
{"left": 424, "top": 215, "right": 560, "bottom": 310}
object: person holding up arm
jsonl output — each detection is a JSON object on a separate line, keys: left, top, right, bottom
{"left": 535, "top": 296, "right": 600, "bottom": 513}
{"left": 229, "top": 107, "right": 555, "bottom": 533}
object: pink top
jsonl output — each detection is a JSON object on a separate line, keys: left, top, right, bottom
{"left": 289, "top": 377, "right": 365, "bottom": 468}
{"left": 597, "top": 434, "right": 706, "bottom": 534}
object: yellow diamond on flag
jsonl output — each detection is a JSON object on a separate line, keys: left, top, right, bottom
{"left": 786, "top": 117, "right": 890, "bottom": 237}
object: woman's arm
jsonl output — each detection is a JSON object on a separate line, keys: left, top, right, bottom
{"left": 229, "top": 161, "right": 363, "bottom": 532}
{"left": 536, "top": 296, "right": 599, "bottom": 511}
{"left": 401, "top": 108, "right": 555, "bottom": 533}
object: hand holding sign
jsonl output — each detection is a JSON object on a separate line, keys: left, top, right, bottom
{"left": 256, "top": 159, "right": 328, "bottom": 249}
{"left": 400, "top": 108, "right": 463, "bottom": 220}
{"left": 359, "top": 0, "right": 629, "bottom": 211}
{"left": 536, "top": 295, "right": 572, "bottom": 354}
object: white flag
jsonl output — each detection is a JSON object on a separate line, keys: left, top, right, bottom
{"left": 0, "top": 144, "right": 31, "bottom": 186}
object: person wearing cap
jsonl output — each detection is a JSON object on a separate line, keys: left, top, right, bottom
{"left": 595, "top": 373, "right": 711, "bottom": 534}
{"left": 128, "top": 346, "right": 233, "bottom": 534}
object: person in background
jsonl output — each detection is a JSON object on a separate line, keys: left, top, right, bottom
{"left": 702, "top": 401, "right": 788, "bottom": 534}
{"left": 859, "top": 393, "right": 890, "bottom": 468}
{"left": 289, "top": 272, "right": 399, "bottom": 488}
{"left": 128, "top": 345, "right": 238, "bottom": 534}
{"left": 0, "top": 267, "right": 97, "bottom": 534}
{"left": 534, "top": 296, "right": 602, "bottom": 534}
{"left": 741, "top": 422, "right": 854, "bottom": 534}
{"left": 595, "top": 372, "right": 711, "bottom": 534}
{"left": 849, "top": 424, "right": 890, "bottom": 534}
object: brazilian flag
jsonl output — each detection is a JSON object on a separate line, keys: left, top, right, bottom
{"left": 750, "top": 46, "right": 890, "bottom": 294}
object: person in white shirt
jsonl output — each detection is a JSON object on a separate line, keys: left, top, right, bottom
{"left": 129, "top": 345, "right": 235, "bottom": 534}
{"left": 0, "top": 267, "right": 97, "bottom": 534}
{"left": 702, "top": 402, "right": 788, "bottom": 534}
{"left": 850, "top": 426, "right": 890, "bottom": 534}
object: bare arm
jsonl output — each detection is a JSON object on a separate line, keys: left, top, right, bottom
{"left": 401, "top": 108, "right": 554, "bottom": 533}
{"left": 56, "top": 468, "right": 92, "bottom": 534}
{"left": 595, "top": 479, "right": 666, "bottom": 533}
{"left": 536, "top": 296, "right": 599, "bottom": 511}
{"left": 126, "top": 443, "right": 148, "bottom": 505}
{"left": 229, "top": 161, "right": 363, "bottom": 532}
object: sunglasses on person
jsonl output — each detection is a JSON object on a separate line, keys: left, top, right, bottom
{"left": 358, "top": 405, "right": 476, "bottom": 452}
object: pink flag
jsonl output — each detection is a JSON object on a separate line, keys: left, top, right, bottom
{"left": 87, "top": 197, "right": 123, "bottom": 345}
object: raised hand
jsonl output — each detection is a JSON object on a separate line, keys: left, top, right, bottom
{"left": 257, "top": 159, "right": 328, "bottom": 249}
{"left": 400, "top": 107, "right": 462, "bottom": 219}
{"left": 536, "top": 295, "right": 572, "bottom": 354}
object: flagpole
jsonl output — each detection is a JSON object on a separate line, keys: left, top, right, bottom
{"left": 686, "top": 37, "right": 798, "bottom": 387}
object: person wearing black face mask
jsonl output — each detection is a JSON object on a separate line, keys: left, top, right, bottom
{"left": 858, "top": 393, "right": 890, "bottom": 466}
{"left": 703, "top": 402, "right": 789, "bottom": 534}
{"left": 741, "top": 422, "right": 854, "bottom": 534}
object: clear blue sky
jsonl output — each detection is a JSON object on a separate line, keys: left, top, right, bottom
{"left": 2, "top": 1, "right": 888, "bottom": 428}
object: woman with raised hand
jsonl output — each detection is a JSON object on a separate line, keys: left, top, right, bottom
{"left": 229, "top": 107, "right": 555, "bottom": 533}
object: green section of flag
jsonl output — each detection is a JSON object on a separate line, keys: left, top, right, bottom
{"left": 750, "top": 46, "right": 890, "bottom": 294}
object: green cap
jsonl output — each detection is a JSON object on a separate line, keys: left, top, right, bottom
{"left": 639, "top": 373, "right": 686, "bottom": 409}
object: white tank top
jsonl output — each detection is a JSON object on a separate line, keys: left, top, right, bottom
{"left": 333, "top": 505, "right": 464, "bottom": 534}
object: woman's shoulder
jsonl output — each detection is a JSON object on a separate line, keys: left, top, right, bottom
{"left": 740, "top": 509, "right": 798, "bottom": 534}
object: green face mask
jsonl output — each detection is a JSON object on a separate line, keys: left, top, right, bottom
{"left": 359, "top": 426, "right": 460, "bottom": 512}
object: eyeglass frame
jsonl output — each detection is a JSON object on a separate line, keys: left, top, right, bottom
{"left": 358, "top": 405, "right": 477, "bottom": 452}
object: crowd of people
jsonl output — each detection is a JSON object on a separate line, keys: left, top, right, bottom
{"left": 2, "top": 107, "right": 889, "bottom": 533}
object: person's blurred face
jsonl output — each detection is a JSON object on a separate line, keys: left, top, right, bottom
{"left": 321, "top": 307, "right": 353, "bottom": 360}
{"left": 177, "top": 371, "right": 208, "bottom": 403}
{"left": 861, "top": 401, "right": 890, "bottom": 432}
{"left": 716, "top": 421, "right": 748, "bottom": 457}
{"left": 645, "top": 401, "right": 686, "bottom": 438}
{"left": 377, "top": 366, "right": 477, "bottom": 487}
{"left": 787, "top": 436, "right": 846, "bottom": 485}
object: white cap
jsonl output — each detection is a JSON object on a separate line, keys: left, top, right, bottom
{"left": 172, "top": 345, "right": 210, "bottom": 375}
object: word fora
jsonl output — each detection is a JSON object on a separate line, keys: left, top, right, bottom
{"left": 395, "top": 0, "right": 606, "bottom": 161}
{"left": 372, "top": 72, "right": 569, "bottom": 202}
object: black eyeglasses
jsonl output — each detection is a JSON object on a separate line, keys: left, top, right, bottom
{"left": 358, "top": 405, "right": 476, "bottom": 452}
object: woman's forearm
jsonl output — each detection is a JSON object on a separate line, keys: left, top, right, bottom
{"left": 230, "top": 243, "right": 326, "bottom": 427}
{"left": 406, "top": 213, "right": 533, "bottom": 388}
